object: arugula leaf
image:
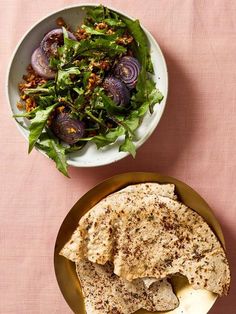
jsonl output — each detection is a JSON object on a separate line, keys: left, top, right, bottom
{"left": 36, "top": 95, "right": 55, "bottom": 108}
{"left": 121, "top": 85, "right": 162, "bottom": 134}
{"left": 78, "top": 50, "right": 107, "bottom": 59}
{"left": 81, "top": 25, "right": 107, "bottom": 35}
{"left": 57, "top": 28, "right": 80, "bottom": 67}
{"left": 132, "top": 101, "right": 150, "bottom": 117}
{"left": 90, "top": 88, "right": 104, "bottom": 109}
{"left": 58, "top": 27, "right": 126, "bottom": 65}
{"left": 44, "top": 141, "right": 68, "bottom": 177}
{"left": 85, "top": 5, "right": 108, "bottom": 23}
{"left": 73, "top": 87, "right": 85, "bottom": 112}
{"left": 56, "top": 67, "right": 81, "bottom": 90}
{"left": 146, "top": 55, "right": 154, "bottom": 73}
{"left": 122, "top": 113, "right": 140, "bottom": 133}
{"left": 85, "top": 5, "right": 125, "bottom": 28}
{"left": 115, "top": 101, "right": 150, "bottom": 134}
{"left": 74, "top": 92, "right": 85, "bottom": 112}
{"left": 73, "top": 86, "right": 84, "bottom": 95}
{"left": 121, "top": 18, "right": 156, "bottom": 103}
{"left": 24, "top": 84, "right": 55, "bottom": 96}
{"left": 121, "top": 17, "right": 163, "bottom": 113}
{"left": 36, "top": 133, "right": 69, "bottom": 177}
{"left": 104, "top": 18, "right": 126, "bottom": 28}
{"left": 75, "top": 38, "right": 126, "bottom": 57}
{"left": 92, "top": 123, "right": 136, "bottom": 157}
{"left": 49, "top": 56, "right": 60, "bottom": 70}
{"left": 119, "top": 135, "right": 136, "bottom": 157}
{"left": 13, "top": 106, "right": 41, "bottom": 119}
{"left": 23, "top": 83, "right": 57, "bottom": 109}
{"left": 65, "top": 142, "right": 86, "bottom": 154}
{"left": 81, "top": 25, "right": 123, "bottom": 40}
{"left": 122, "top": 18, "right": 154, "bottom": 80}
{"left": 91, "top": 126, "right": 125, "bottom": 148}
{"left": 121, "top": 18, "right": 148, "bottom": 69}
{"left": 133, "top": 79, "right": 164, "bottom": 113}
{"left": 85, "top": 109, "right": 107, "bottom": 129}
{"left": 82, "top": 71, "right": 91, "bottom": 88}
{"left": 28, "top": 104, "right": 57, "bottom": 153}
{"left": 124, "top": 26, "right": 147, "bottom": 102}
{"left": 145, "top": 80, "right": 164, "bottom": 113}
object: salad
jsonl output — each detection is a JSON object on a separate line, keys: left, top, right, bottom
{"left": 15, "top": 5, "right": 163, "bottom": 176}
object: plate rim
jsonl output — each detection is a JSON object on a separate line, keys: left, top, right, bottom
{"left": 54, "top": 172, "right": 226, "bottom": 314}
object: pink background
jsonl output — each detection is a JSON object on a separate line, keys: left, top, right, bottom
{"left": 0, "top": 0, "right": 235, "bottom": 313}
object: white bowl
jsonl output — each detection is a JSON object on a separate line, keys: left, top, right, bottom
{"left": 7, "top": 4, "right": 168, "bottom": 167}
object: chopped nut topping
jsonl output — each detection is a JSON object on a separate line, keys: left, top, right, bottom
{"left": 95, "top": 22, "right": 108, "bottom": 30}
{"left": 116, "top": 34, "right": 133, "bottom": 45}
{"left": 87, "top": 73, "right": 101, "bottom": 91}
{"left": 56, "top": 17, "right": 67, "bottom": 27}
{"left": 56, "top": 105, "right": 65, "bottom": 113}
{"left": 92, "top": 60, "right": 111, "bottom": 71}
{"left": 25, "top": 97, "right": 36, "bottom": 112}
{"left": 75, "top": 28, "right": 88, "bottom": 41}
{"left": 16, "top": 102, "right": 25, "bottom": 110}
{"left": 106, "top": 29, "right": 115, "bottom": 35}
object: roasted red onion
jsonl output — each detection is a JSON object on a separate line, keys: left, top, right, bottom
{"left": 40, "top": 28, "right": 77, "bottom": 58}
{"left": 114, "top": 56, "right": 141, "bottom": 89}
{"left": 51, "top": 113, "right": 85, "bottom": 144}
{"left": 103, "top": 76, "right": 130, "bottom": 106}
{"left": 31, "top": 47, "right": 56, "bottom": 79}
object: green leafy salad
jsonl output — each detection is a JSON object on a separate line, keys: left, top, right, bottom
{"left": 15, "top": 5, "right": 163, "bottom": 176}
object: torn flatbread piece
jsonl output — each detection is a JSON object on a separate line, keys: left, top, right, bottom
{"left": 60, "top": 183, "right": 176, "bottom": 263}
{"left": 112, "top": 195, "right": 230, "bottom": 296}
{"left": 76, "top": 259, "right": 179, "bottom": 314}
{"left": 117, "top": 182, "right": 177, "bottom": 200}
{"left": 68, "top": 193, "right": 230, "bottom": 296}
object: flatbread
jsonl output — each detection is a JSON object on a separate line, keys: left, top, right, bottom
{"left": 112, "top": 195, "right": 230, "bottom": 296}
{"left": 76, "top": 259, "right": 179, "bottom": 314}
{"left": 60, "top": 183, "right": 177, "bottom": 263}
{"left": 67, "top": 193, "right": 230, "bottom": 296}
{"left": 60, "top": 183, "right": 230, "bottom": 296}
{"left": 117, "top": 182, "right": 177, "bottom": 200}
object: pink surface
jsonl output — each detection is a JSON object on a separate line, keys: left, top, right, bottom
{"left": 0, "top": 0, "right": 236, "bottom": 313}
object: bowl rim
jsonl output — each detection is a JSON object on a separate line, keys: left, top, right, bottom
{"left": 6, "top": 3, "right": 168, "bottom": 168}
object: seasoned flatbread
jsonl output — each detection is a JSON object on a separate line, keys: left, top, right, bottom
{"left": 61, "top": 182, "right": 230, "bottom": 296}
{"left": 117, "top": 182, "right": 177, "bottom": 200}
{"left": 112, "top": 195, "right": 230, "bottom": 296}
{"left": 68, "top": 193, "right": 230, "bottom": 296}
{"left": 60, "top": 183, "right": 177, "bottom": 263}
{"left": 76, "top": 259, "right": 179, "bottom": 314}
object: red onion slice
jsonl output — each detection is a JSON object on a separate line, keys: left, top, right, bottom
{"left": 31, "top": 47, "right": 56, "bottom": 79}
{"left": 103, "top": 76, "right": 130, "bottom": 106}
{"left": 114, "top": 56, "right": 141, "bottom": 89}
{"left": 51, "top": 113, "right": 85, "bottom": 144}
{"left": 40, "top": 28, "right": 77, "bottom": 58}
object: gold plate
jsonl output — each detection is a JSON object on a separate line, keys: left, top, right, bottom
{"left": 54, "top": 172, "right": 225, "bottom": 314}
